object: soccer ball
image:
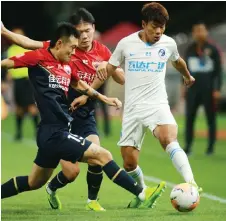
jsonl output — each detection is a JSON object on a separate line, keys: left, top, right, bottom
{"left": 170, "top": 183, "right": 200, "bottom": 212}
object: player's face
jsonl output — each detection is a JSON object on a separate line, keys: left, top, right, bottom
{"left": 142, "top": 21, "right": 165, "bottom": 43}
{"left": 192, "top": 24, "right": 208, "bottom": 42}
{"left": 58, "top": 36, "right": 78, "bottom": 62}
{"left": 75, "top": 22, "right": 95, "bottom": 49}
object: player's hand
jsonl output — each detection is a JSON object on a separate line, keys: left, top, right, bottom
{"left": 69, "top": 95, "right": 88, "bottom": 111}
{"left": 183, "top": 75, "right": 195, "bottom": 88}
{"left": 96, "top": 61, "right": 108, "bottom": 81}
{"left": 105, "top": 97, "right": 122, "bottom": 109}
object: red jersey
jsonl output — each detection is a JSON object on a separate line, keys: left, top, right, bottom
{"left": 43, "top": 40, "right": 111, "bottom": 85}
{"left": 43, "top": 40, "right": 112, "bottom": 117}
{"left": 10, "top": 49, "right": 79, "bottom": 125}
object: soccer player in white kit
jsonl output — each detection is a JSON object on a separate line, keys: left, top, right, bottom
{"left": 105, "top": 2, "right": 202, "bottom": 208}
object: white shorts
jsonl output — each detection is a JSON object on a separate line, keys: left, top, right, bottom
{"left": 118, "top": 104, "right": 177, "bottom": 150}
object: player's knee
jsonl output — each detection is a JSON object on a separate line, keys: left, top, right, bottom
{"left": 99, "top": 149, "right": 113, "bottom": 166}
{"left": 159, "top": 136, "right": 177, "bottom": 149}
{"left": 63, "top": 166, "right": 80, "bottom": 182}
{"left": 159, "top": 132, "right": 177, "bottom": 148}
{"left": 123, "top": 160, "right": 137, "bottom": 172}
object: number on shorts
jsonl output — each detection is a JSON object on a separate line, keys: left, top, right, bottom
{"left": 67, "top": 133, "right": 85, "bottom": 145}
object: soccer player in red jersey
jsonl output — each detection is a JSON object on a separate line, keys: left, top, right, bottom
{"left": 2, "top": 22, "right": 164, "bottom": 210}
{"left": 1, "top": 9, "right": 126, "bottom": 211}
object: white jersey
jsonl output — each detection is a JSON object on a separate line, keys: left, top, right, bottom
{"left": 109, "top": 32, "right": 180, "bottom": 109}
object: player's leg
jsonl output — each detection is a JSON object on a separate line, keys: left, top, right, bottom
{"left": 118, "top": 114, "right": 165, "bottom": 208}
{"left": 46, "top": 116, "right": 85, "bottom": 194}
{"left": 81, "top": 142, "right": 165, "bottom": 209}
{"left": 62, "top": 132, "right": 165, "bottom": 209}
{"left": 1, "top": 163, "right": 53, "bottom": 199}
{"left": 203, "top": 93, "right": 216, "bottom": 155}
{"left": 121, "top": 146, "right": 146, "bottom": 188}
{"left": 153, "top": 105, "right": 201, "bottom": 192}
{"left": 119, "top": 115, "right": 147, "bottom": 189}
{"left": 85, "top": 134, "right": 105, "bottom": 211}
{"left": 46, "top": 116, "right": 104, "bottom": 211}
{"left": 70, "top": 115, "right": 105, "bottom": 210}
{"left": 184, "top": 92, "right": 200, "bottom": 155}
{"left": 46, "top": 160, "right": 80, "bottom": 209}
{"left": 47, "top": 160, "right": 80, "bottom": 192}
{"left": 121, "top": 146, "right": 149, "bottom": 208}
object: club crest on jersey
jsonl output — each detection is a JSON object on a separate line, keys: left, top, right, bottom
{"left": 63, "top": 65, "right": 71, "bottom": 75}
{"left": 82, "top": 60, "right": 88, "bottom": 65}
{"left": 158, "top": 49, "right": 167, "bottom": 60}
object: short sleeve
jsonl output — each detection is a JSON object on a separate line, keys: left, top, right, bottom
{"left": 169, "top": 39, "right": 180, "bottom": 61}
{"left": 108, "top": 40, "right": 125, "bottom": 67}
{"left": 43, "top": 41, "right": 50, "bottom": 49}
{"left": 103, "top": 45, "right": 112, "bottom": 61}
{"left": 70, "top": 62, "right": 80, "bottom": 82}
{"left": 9, "top": 50, "right": 41, "bottom": 68}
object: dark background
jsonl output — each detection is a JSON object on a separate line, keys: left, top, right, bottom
{"left": 2, "top": 1, "right": 226, "bottom": 40}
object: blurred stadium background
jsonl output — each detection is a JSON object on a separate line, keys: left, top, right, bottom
{"left": 1, "top": 1, "right": 226, "bottom": 112}
{"left": 1, "top": 1, "right": 226, "bottom": 221}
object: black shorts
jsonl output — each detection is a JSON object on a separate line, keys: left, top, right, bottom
{"left": 34, "top": 124, "right": 91, "bottom": 168}
{"left": 71, "top": 113, "right": 99, "bottom": 138}
{"left": 14, "top": 78, "right": 35, "bottom": 107}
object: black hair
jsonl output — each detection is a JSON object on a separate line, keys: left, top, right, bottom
{"left": 69, "top": 8, "right": 95, "bottom": 26}
{"left": 142, "top": 2, "right": 169, "bottom": 25}
{"left": 192, "top": 22, "right": 207, "bottom": 29}
{"left": 50, "top": 22, "right": 80, "bottom": 48}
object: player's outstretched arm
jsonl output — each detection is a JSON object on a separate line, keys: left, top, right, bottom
{"left": 70, "top": 69, "right": 123, "bottom": 109}
{"left": 171, "top": 57, "right": 195, "bottom": 88}
{"left": 97, "top": 61, "right": 125, "bottom": 85}
{"left": 70, "top": 80, "right": 122, "bottom": 110}
{"left": 1, "top": 59, "right": 15, "bottom": 69}
{"left": 112, "top": 68, "right": 125, "bottom": 85}
{"left": 70, "top": 77, "right": 106, "bottom": 109}
{"left": 1, "top": 21, "right": 43, "bottom": 50}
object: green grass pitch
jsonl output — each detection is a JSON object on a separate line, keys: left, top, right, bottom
{"left": 1, "top": 114, "right": 226, "bottom": 221}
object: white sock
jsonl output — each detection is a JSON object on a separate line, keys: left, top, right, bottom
{"left": 138, "top": 188, "right": 146, "bottom": 201}
{"left": 166, "top": 141, "right": 196, "bottom": 185}
{"left": 87, "top": 199, "right": 96, "bottom": 203}
{"left": 127, "top": 165, "right": 147, "bottom": 188}
{"left": 46, "top": 185, "right": 55, "bottom": 194}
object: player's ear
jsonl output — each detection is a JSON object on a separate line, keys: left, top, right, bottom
{"left": 55, "top": 39, "right": 63, "bottom": 49}
{"left": 142, "top": 20, "right": 146, "bottom": 29}
{"left": 92, "top": 24, "right": 95, "bottom": 31}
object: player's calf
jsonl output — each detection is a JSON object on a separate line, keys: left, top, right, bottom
{"left": 166, "top": 141, "right": 198, "bottom": 185}
{"left": 61, "top": 160, "right": 80, "bottom": 182}
{"left": 1, "top": 176, "right": 30, "bottom": 199}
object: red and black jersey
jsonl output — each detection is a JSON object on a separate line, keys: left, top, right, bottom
{"left": 43, "top": 40, "right": 111, "bottom": 116}
{"left": 10, "top": 48, "right": 80, "bottom": 126}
